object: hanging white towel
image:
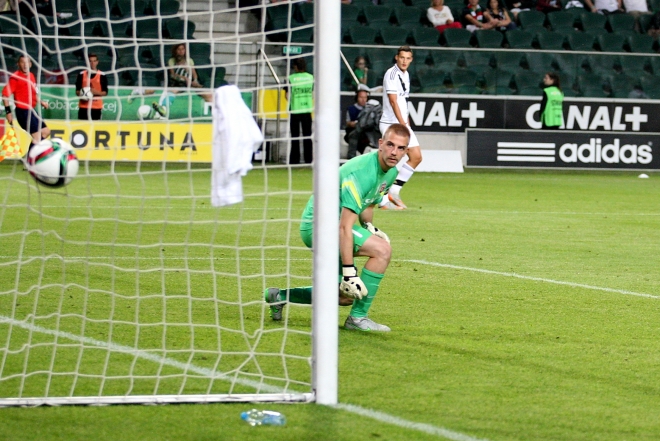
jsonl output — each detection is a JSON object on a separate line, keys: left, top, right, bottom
{"left": 212, "top": 85, "right": 264, "bottom": 207}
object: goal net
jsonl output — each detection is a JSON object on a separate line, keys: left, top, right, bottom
{"left": 0, "top": 0, "right": 339, "bottom": 406}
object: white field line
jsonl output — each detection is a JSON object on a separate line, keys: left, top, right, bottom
{"left": 0, "top": 315, "right": 282, "bottom": 393}
{"left": 334, "top": 404, "right": 490, "bottom": 441}
{"left": 405, "top": 260, "right": 660, "bottom": 300}
{"left": 0, "top": 315, "right": 489, "bottom": 441}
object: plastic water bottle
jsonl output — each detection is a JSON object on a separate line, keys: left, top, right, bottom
{"left": 240, "top": 409, "right": 286, "bottom": 426}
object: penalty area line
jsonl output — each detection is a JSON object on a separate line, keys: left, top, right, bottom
{"left": 405, "top": 259, "right": 660, "bottom": 300}
{"left": 0, "top": 315, "right": 490, "bottom": 441}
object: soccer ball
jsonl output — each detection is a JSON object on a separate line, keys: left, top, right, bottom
{"left": 27, "top": 138, "right": 79, "bottom": 188}
{"left": 137, "top": 104, "right": 165, "bottom": 120}
{"left": 137, "top": 104, "right": 155, "bottom": 120}
{"left": 79, "top": 86, "right": 93, "bottom": 101}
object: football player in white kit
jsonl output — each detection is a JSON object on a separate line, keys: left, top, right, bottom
{"left": 378, "top": 45, "right": 422, "bottom": 210}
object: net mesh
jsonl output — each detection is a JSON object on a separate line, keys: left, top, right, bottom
{"left": 0, "top": 0, "right": 316, "bottom": 405}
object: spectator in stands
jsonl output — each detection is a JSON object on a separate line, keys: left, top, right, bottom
{"left": 353, "top": 56, "right": 370, "bottom": 89}
{"left": 540, "top": 72, "right": 564, "bottom": 130}
{"left": 462, "top": 0, "right": 498, "bottom": 31}
{"left": 582, "top": 0, "right": 623, "bottom": 13}
{"left": 622, "top": 0, "right": 650, "bottom": 31}
{"left": 2, "top": 55, "right": 50, "bottom": 151}
{"left": 287, "top": 57, "right": 314, "bottom": 164}
{"left": 75, "top": 54, "right": 108, "bottom": 121}
{"left": 506, "top": 0, "right": 535, "bottom": 21}
{"left": 344, "top": 89, "right": 370, "bottom": 159}
{"left": 427, "top": 0, "right": 463, "bottom": 33}
{"left": 484, "top": 0, "right": 518, "bottom": 30}
{"left": 536, "top": 0, "right": 563, "bottom": 14}
{"left": 167, "top": 43, "right": 212, "bottom": 102}
{"left": 351, "top": 56, "right": 383, "bottom": 93}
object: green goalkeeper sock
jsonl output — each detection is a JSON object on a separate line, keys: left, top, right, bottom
{"left": 279, "top": 286, "right": 313, "bottom": 304}
{"left": 349, "top": 268, "right": 384, "bottom": 318}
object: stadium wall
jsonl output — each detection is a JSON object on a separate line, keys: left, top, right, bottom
{"left": 340, "top": 92, "right": 660, "bottom": 169}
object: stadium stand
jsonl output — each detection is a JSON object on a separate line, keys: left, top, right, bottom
{"left": 518, "top": 10, "right": 546, "bottom": 30}
{"left": 262, "top": 0, "right": 660, "bottom": 96}
{"left": 362, "top": 5, "right": 394, "bottom": 27}
{"left": 443, "top": 28, "right": 473, "bottom": 47}
{"left": 411, "top": 27, "right": 441, "bottom": 46}
{"left": 417, "top": 66, "right": 447, "bottom": 91}
{"left": 547, "top": 11, "right": 576, "bottom": 32}
{"left": 394, "top": 6, "right": 424, "bottom": 27}
{"left": 505, "top": 30, "right": 534, "bottom": 49}
{"left": 525, "top": 52, "right": 555, "bottom": 73}
{"left": 475, "top": 30, "right": 504, "bottom": 48}
{"left": 535, "top": 31, "right": 566, "bottom": 50}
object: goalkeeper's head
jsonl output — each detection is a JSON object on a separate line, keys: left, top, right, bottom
{"left": 378, "top": 124, "right": 410, "bottom": 171}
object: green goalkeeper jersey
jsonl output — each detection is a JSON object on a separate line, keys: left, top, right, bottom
{"left": 300, "top": 151, "right": 397, "bottom": 231}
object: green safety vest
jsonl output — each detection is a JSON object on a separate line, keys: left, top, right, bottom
{"left": 541, "top": 86, "right": 564, "bottom": 127}
{"left": 289, "top": 72, "right": 314, "bottom": 114}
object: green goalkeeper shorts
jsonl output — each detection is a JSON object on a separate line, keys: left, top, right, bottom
{"left": 299, "top": 224, "right": 372, "bottom": 254}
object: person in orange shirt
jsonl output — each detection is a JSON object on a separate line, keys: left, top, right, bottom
{"left": 75, "top": 54, "right": 108, "bottom": 120}
{"left": 2, "top": 55, "right": 50, "bottom": 151}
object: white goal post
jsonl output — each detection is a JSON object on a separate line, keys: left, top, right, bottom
{"left": 0, "top": 0, "right": 339, "bottom": 406}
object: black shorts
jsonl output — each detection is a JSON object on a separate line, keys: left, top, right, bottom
{"left": 14, "top": 107, "right": 47, "bottom": 135}
{"left": 78, "top": 107, "right": 102, "bottom": 120}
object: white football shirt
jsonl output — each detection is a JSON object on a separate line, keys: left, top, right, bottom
{"left": 380, "top": 64, "right": 410, "bottom": 125}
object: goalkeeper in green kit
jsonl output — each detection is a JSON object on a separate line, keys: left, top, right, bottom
{"left": 264, "top": 124, "right": 410, "bottom": 332}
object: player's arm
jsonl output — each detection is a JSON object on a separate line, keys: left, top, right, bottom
{"left": 339, "top": 207, "right": 368, "bottom": 299}
{"left": 94, "top": 74, "right": 108, "bottom": 96}
{"left": 75, "top": 72, "right": 83, "bottom": 96}
{"left": 360, "top": 205, "right": 390, "bottom": 243}
{"left": 346, "top": 110, "right": 356, "bottom": 129}
{"left": 540, "top": 90, "right": 548, "bottom": 115}
{"left": 36, "top": 82, "right": 48, "bottom": 109}
{"left": 359, "top": 205, "right": 374, "bottom": 225}
{"left": 2, "top": 97, "right": 11, "bottom": 124}
{"left": 388, "top": 93, "right": 407, "bottom": 125}
{"left": 339, "top": 207, "right": 358, "bottom": 266}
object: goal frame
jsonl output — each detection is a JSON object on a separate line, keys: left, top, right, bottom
{"left": 0, "top": 0, "right": 339, "bottom": 407}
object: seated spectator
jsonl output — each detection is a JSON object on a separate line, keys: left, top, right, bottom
{"left": 344, "top": 89, "right": 370, "bottom": 159}
{"left": 506, "top": 0, "right": 535, "bottom": 21}
{"left": 350, "top": 56, "right": 383, "bottom": 93}
{"left": 536, "top": 0, "right": 562, "bottom": 14}
{"left": 427, "top": 0, "right": 463, "bottom": 33}
{"left": 622, "top": 0, "right": 650, "bottom": 31}
{"left": 485, "top": 0, "right": 518, "bottom": 30}
{"left": 462, "top": 0, "right": 498, "bottom": 31}
{"left": 583, "top": 0, "right": 623, "bottom": 14}
{"left": 167, "top": 43, "right": 212, "bottom": 102}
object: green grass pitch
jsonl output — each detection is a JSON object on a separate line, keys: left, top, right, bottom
{"left": 1, "top": 161, "right": 660, "bottom": 441}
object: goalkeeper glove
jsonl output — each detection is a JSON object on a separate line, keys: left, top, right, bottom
{"left": 364, "top": 222, "right": 390, "bottom": 243}
{"left": 340, "top": 265, "right": 368, "bottom": 300}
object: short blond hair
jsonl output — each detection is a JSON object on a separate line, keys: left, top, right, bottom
{"left": 383, "top": 123, "right": 410, "bottom": 143}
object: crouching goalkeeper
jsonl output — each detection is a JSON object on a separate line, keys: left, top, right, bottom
{"left": 265, "top": 123, "right": 410, "bottom": 332}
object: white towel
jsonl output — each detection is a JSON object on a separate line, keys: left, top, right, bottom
{"left": 212, "top": 85, "right": 264, "bottom": 207}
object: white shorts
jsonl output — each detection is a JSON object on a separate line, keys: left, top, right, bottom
{"left": 379, "top": 122, "right": 420, "bottom": 148}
